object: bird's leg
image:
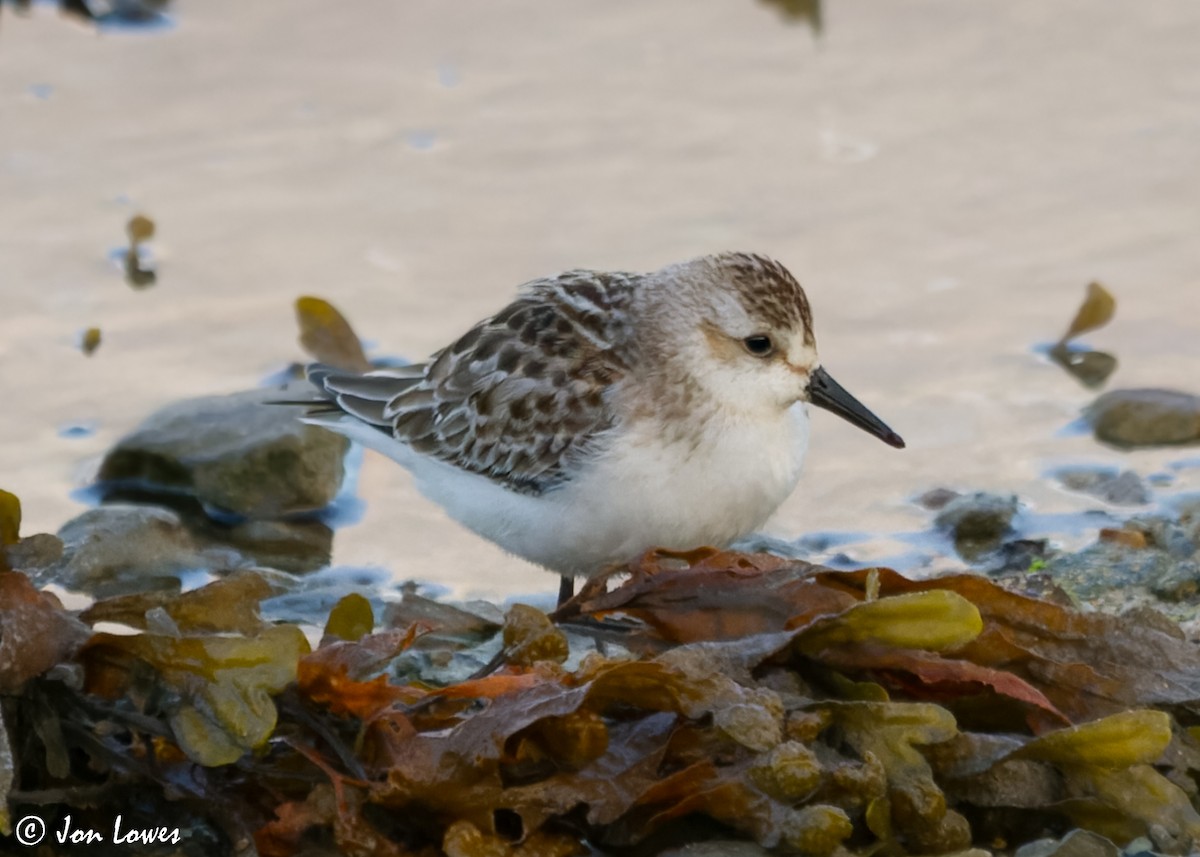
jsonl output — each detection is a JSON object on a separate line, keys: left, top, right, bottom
{"left": 557, "top": 574, "right": 575, "bottom": 607}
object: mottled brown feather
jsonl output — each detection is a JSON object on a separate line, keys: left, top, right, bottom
{"left": 310, "top": 270, "right": 637, "bottom": 494}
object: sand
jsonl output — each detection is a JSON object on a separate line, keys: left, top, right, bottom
{"left": 2, "top": 0, "right": 1198, "bottom": 598}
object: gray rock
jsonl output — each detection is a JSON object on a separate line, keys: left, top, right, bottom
{"left": 1175, "top": 496, "right": 1200, "bottom": 546}
{"left": 1042, "top": 540, "right": 1200, "bottom": 603}
{"left": 3, "top": 532, "right": 64, "bottom": 573}
{"left": 1050, "top": 346, "right": 1118, "bottom": 389}
{"left": 46, "top": 504, "right": 334, "bottom": 594}
{"left": 1121, "top": 605, "right": 1187, "bottom": 640}
{"left": 1125, "top": 515, "right": 1196, "bottom": 559}
{"left": 952, "top": 757, "right": 1061, "bottom": 809}
{"left": 50, "top": 505, "right": 239, "bottom": 596}
{"left": 1055, "top": 467, "right": 1150, "bottom": 506}
{"left": 658, "top": 842, "right": 774, "bottom": 857}
{"left": 985, "top": 537, "right": 1050, "bottom": 574}
{"left": 1088, "top": 389, "right": 1200, "bottom": 448}
{"left": 217, "top": 518, "right": 333, "bottom": 574}
{"left": 935, "top": 492, "right": 1019, "bottom": 539}
{"left": 1150, "top": 561, "right": 1200, "bottom": 602}
{"left": 935, "top": 492, "right": 1019, "bottom": 558}
{"left": 915, "top": 487, "right": 962, "bottom": 510}
{"left": 1015, "top": 830, "right": 1119, "bottom": 857}
{"left": 97, "top": 386, "right": 348, "bottom": 518}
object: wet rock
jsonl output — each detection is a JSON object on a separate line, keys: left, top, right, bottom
{"left": 1054, "top": 467, "right": 1150, "bottom": 506}
{"left": 990, "top": 571, "right": 1075, "bottom": 607}
{"left": 383, "top": 593, "right": 502, "bottom": 642}
{"left": 1122, "top": 605, "right": 1187, "bottom": 640}
{"left": 952, "top": 756, "right": 1061, "bottom": 810}
{"left": 734, "top": 532, "right": 807, "bottom": 558}
{"left": 3, "top": 532, "right": 64, "bottom": 573}
{"left": 72, "top": 0, "right": 171, "bottom": 24}
{"left": 985, "top": 538, "right": 1049, "bottom": 574}
{"left": 1088, "top": 389, "right": 1200, "bottom": 448}
{"left": 50, "top": 505, "right": 235, "bottom": 596}
{"left": 1050, "top": 346, "right": 1118, "bottom": 389}
{"left": 1014, "top": 829, "right": 1119, "bottom": 857}
{"left": 1021, "top": 502, "right": 1200, "bottom": 628}
{"left": 93, "top": 482, "right": 333, "bottom": 574}
{"left": 934, "top": 492, "right": 1019, "bottom": 559}
{"left": 200, "top": 518, "right": 332, "bottom": 574}
{"left": 1042, "top": 540, "right": 1200, "bottom": 606}
{"left": 1150, "top": 562, "right": 1200, "bottom": 603}
{"left": 259, "top": 565, "right": 396, "bottom": 629}
{"left": 915, "top": 487, "right": 961, "bottom": 511}
{"left": 1123, "top": 516, "right": 1196, "bottom": 559}
{"left": 935, "top": 492, "right": 1019, "bottom": 540}
{"left": 97, "top": 386, "right": 348, "bottom": 518}
{"left": 658, "top": 843, "right": 773, "bottom": 857}
{"left": 1173, "top": 496, "right": 1200, "bottom": 546}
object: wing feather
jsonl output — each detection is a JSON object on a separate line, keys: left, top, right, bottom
{"left": 305, "top": 270, "right": 638, "bottom": 494}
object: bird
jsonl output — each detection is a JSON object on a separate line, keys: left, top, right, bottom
{"left": 300, "top": 252, "right": 905, "bottom": 603}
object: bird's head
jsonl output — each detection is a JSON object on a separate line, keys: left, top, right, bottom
{"left": 645, "top": 252, "right": 904, "bottom": 449}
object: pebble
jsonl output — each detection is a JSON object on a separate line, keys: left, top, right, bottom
{"left": 1054, "top": 467, "right": 1150, "bottom": 506}
{"left": 1088, "top": 389, "right": 1200, "bottom": 448}
{"left": 934, "top": 492, "right": 1019, "bottom": 558}
{"left": 51, "top": 505, "right": 223, "bottom": 596}
{"left": 1014, "top": 829, "right": 1119, "bottom": 857}
{"left": 96, "top": 385, "right": 348, "bottom": 519}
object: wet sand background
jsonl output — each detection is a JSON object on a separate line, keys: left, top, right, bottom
{"left": 2, "top": 0, "right": 1198, "bottom": 599}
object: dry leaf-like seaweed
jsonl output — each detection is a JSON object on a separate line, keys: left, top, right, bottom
{"left": 794, "top": 590, "right": 982, "bottom": 653}
{"left": 1060, "top": 281, "right": 1116, "bottom": 344}
{"left": 298, "top": 623, "right": 426, "bottom": 719}
{"left": 0, "top": 488, "right": 20, "bottom": 547}
{"left": 124, "top": 246, "right": 157, "bottom": 289}
{"left": 9, "top": 547, "right": 1200, "bottom": 855}
{"left": 82, "top": 624, "right": 310, "bottom": 765}
{"left": 121, "top": 213, "right": 159, "bottom": 289}
{"left": 127, "top": 213, "right": 156, "bottom": 244}
{"left": 81, "top": 570, "right": 276, "bottom": 635}
{"left": 567, "top": 547, "right": 852, "bottom": 644}
{"left": 0, "top": 572, "right": 89, "bottom": 694}
{"left": 502, "top": 603, "right": 569, "bottom": 666}
{"left": 324, "top": 591, "right": 375, "bottom": 642}
{"left": 0, "top": 706, "right": 12, "bottom": 836}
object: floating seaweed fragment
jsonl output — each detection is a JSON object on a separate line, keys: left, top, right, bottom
{"left": 1050, "top": 281, "right": 1118, "bottom": 388}
{"left": 295, "top": 295, "right": 372, "bottom": 372}
{"left": 122, "top": 213, "right": 158, "bottom": 288}
{"left": 80, "top": 326, "right": 102, "bottom": 356}
{"left": 759, "top": 0, "right": 823, "bottom": 35}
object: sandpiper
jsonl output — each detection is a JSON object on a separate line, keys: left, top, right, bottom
{"left": 301, "top": 252, "right": 904, "bottom": 600}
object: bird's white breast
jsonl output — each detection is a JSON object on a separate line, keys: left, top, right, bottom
{"left": 546, "top": 403, "right": 811, "bottom": 572}
{"left": 315, "top": 404, "right": 811, "bottom": 577}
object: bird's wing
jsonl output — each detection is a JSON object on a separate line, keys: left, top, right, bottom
{"left": 308, "top": 270, "right": 638, "bottom": 494}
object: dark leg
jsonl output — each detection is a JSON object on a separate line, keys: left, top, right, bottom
{"left": 557, "top": 574, "right": 575, "bottom": 607}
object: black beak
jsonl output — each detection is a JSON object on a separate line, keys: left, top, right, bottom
{"left": 809, "top": 366, "right": 905, "bottom": 449}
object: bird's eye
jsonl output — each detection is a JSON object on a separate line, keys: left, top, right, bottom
{"left": 742, "top": 335, "right": 774, "bottom": 357}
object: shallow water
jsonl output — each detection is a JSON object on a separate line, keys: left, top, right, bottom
{"left": 2, "top": 0, "right": 1198, "bottom": 600}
